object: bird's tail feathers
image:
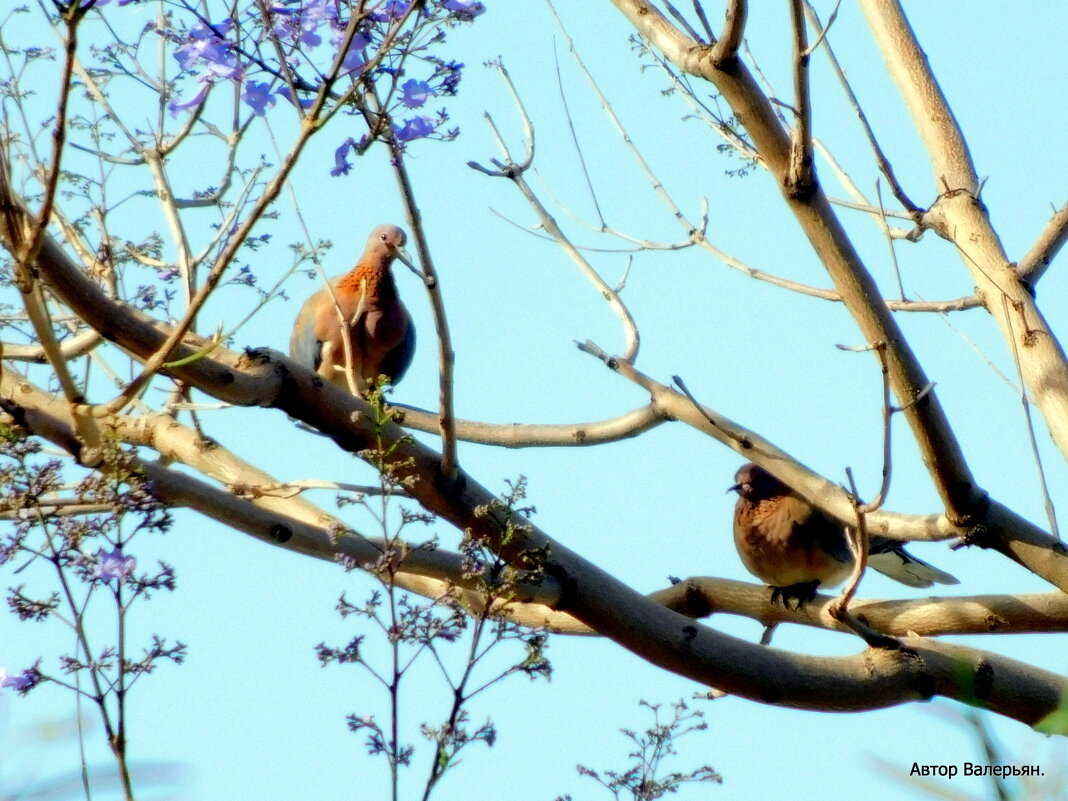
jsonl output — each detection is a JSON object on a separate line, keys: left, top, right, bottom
{"left": 868, "top": 549, "right": 959, "bottom": 588}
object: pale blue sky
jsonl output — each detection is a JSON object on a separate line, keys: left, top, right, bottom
{"left": 2, "top": 2, "right": 1067, "bottom": 800}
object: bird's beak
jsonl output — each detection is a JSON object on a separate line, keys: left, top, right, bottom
{"left": 392, "top": 245, "right": 420, "bottom": 277}
{"left": 727, "top": 482, "right": 742, "bottom": 494}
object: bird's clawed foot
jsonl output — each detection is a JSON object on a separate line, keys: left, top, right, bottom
{"left": 769, "top": 580, "right": 820, "bottom": 610}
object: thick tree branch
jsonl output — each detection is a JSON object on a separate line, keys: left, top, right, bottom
{"left": 708, "top": 0, "right": 746, "bottom": 65}
{"left": 858, "top": 0, "right": 1068, "bottom": 465}
{"left": 785, "top": 0, "right": 814, "bottom": 197}
{"left": 855, "top": 0, "right": 977, "bottom": 194}
{"left": 606, "top": 0, "right": 981, "bottom": 526}
{"left": 0, "top": 368, "right": 570, "bottom": 628}
{"left": 589, "top": 348, "right": 1068, "bottom": 592}
{"left": 2, "top": 328, "right": 102, "bottom": 363}
{"left": 396, "top": 402, "right": 666, "bottom": 447}
{"left": 5, "top": 206, "right": 1064, "bottom": 725}
{"left": 7, "top": 374, "right": 1068, "bottom": 646}
{"left": 17, "top": 370, "right": 1067, "bottom": 643}
{"left": 803, "top": 0, "right": 921, "bottom": 217}
{"left": 652, "top": 578, "right": 1068, "bottom": 638}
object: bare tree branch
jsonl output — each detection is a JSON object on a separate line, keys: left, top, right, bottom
{"left": 0, "top": 367, "right": 568, "bottom": 627}
{"left": 708, "top": 0, "right": 746, "bottom": 65}
{"left": 785, "top": 0, "right": 815, "bottom": 197}
{"left": 804, "top": 0, "right": 922, "bottom": 217}
{"left": 652, "top": 578, "right": 1068, "bottom": 638}
{"left": 606, "top": 0, "right": 982, "bottom": 525}
{"left": 4, "top": 190, "right": 1063, "bottom": 725}
{"left": 365, "top": 87, "right": 460, "bottom": 481}
{"left": 1, "top": 328, "right": 102, "bottom": 364}
{"left": 1018, "top": 201, "right": 1068, "bottom": 286}
{"left": 396, "top": 402, "right": 666, "bottom": 448}
{"left": 469, "top": 63, "right": 641, "bottom": 363}
{"left": 859, "top": 0, "right": 1068, "bottom": 465}
{"left": 586, "top": 343, "right": 1068, "bottom": 592}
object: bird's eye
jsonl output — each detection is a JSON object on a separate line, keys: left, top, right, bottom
{"left": 380, "top": 233, "right": 388, "bottom": 241}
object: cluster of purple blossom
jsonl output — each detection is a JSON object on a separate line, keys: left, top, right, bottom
{"left": 0, "top": 665, "right": 38, "bottom": 694}
{"left": 92, "top": 546, "right": 137, "bottom": 581}
{"left": 160, "top": 0, "right": 484, "bottom": 172}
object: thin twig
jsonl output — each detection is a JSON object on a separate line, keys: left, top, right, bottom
{"left": 813, "top": 138, "right": 921, "bottom": 241}
{"left": 230, "top": 479, "right": 406, "bottom": 499}
{"left": 691, "top": 0, "right": 715, "bottom": 44}
{"left": 547, "top": 1, "right": 701, "bottom": 240}
{"left": 367, "top": 88, "right": 459, "bottom": 480}
{"left": 833, "top": 342, "right": 895, "bottom": 513}
{"left": 20, "top": 6, "right": 83, "bottom": 278}
{"left": 645, "top": 44, "right": 761, "bottom": 160}
{"left": 1002, "top": 294, "right": 1059, "bottom": 540}
{"left": 801, "top": 0, "right": 840, "bottom": 57}
{"left": 143, "top": 149, "right": 196, "bottom": 310}
{"left": 662, "top": 0, "right": 704, "bottom": 43}
{"left": 875, "top": 179, "right": 907, "bottom": 301}
{"left": 0, "top": 158, "right": 101, "bottom": 455}
{"left": 470, "top": 63, "right": 640, "bottom": 363}
{"left": 966, "top": 712, "right": 1013, "bottom": 801}
{"left": 527, "top": 170, "right": 698, "bottom": 252}
{"left": 395, "top": 401, "right": 666, "bottom": 448}
{"left": 671, "top": 374, "right": 717, "bottom": 428}
{"left": 758, "top": 623, "right": 776, "bottom": 646}
{"left": 2, "top": 329, "right": 102, "bottom": 363}
{"left": 826, "top": 469, "right": 899, "bottom": 649}
{"left": 803, "top": 0, "right": 922, "bottom": 217}
{"left": 552, "top": 41, "right": 605, "bottom": 227}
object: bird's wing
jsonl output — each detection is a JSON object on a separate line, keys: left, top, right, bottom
{"left": 868, "top": 537, "right": 959, "bottom": 587}
{"left": 290, "top": 300, "right": 325, "bottom": 372}
{"left": 801, "top": 506, "right": 853, "bottom": 565}
{"left": 378, "top": 315, "right": 416, "bottom": 385}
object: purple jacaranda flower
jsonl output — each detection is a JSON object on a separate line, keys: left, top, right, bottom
{"left": 174, "top": 21, "right": 241, "bottom": 81}
{"left": 277, "top": 84, "right": 316, "bottom": 110}
{"left": 297, "top": 0, "right": 336, "bottom": 44}
{"left": 232, "top": 265, "right": 257, "bottom": 286}
{"left": 167, "top": 82, "right": 210, "bottom": 118}
{"left": 443, "top": 0, "right": 485, "bottom": 16}
{"left": 434, "top": 60, "right": 464, "bottom": 95}
{"left": 331, "top": 32, "right": 370, "bottom": 73}
{"left": 392, "top": 116, "right": 434, "bottom": 142}
{"left": 201, "top": 52, "right": 243, "bottom": 82}
{"left": 400, "top": 78, "right": 434, "bottom": 109}
{"left": 243, "top": 81, "right": 276, "bottom": 116}
{"left": 268, "top": 6, "right": 296, "bottom": 29}
{"left": 190, "top": 19, "right": 235, "bottom": 39}
{"left": 271, "top": 2, "right": 329, "bottom": 47}
{"left": 297, "top": 20, "right": 322, "bottom": 47}
{"left": 1, "top": 669, "right": 35, "bottom": 692}
{"left": 369, "top": 0, "right": 411, "bottom": 21}
{"left": 93, "top": 547, "right": 136, "bottom": 581}
{"left": 330, "top": 138, "right": 357, "bottom": 176}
